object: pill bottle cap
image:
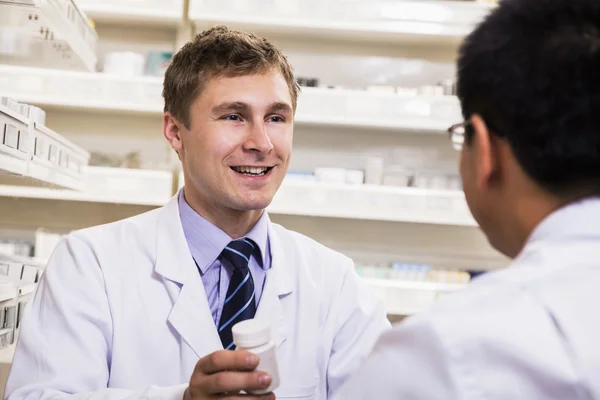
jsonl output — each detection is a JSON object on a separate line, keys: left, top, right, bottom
{"left": 232, "top": 319, "right": 271, "bottom": 348}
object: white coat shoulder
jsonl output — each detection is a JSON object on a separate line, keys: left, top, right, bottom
{"left": 337, "top": 257, "right": 590, "bottom": 400}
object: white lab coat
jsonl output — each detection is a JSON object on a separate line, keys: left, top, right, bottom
{"left": 336, "top": 198, "right": 600, "bottom": 399}
{"left": 6, "top": 195, "right": 389, "bottom": 400}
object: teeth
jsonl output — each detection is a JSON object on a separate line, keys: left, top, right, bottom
{"left": 233, "top": 166, "right": 269, "bottom": 176}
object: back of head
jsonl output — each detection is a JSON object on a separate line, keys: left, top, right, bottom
{"left": 457, "top": 0, "right": 600, "bottom": 198}
{"left": 162, "top": 26, "right": 299, "bottom": 129}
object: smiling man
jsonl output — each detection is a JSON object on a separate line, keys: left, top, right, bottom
{"left": 5, "top": 27, "right": 389, "bottom": 400}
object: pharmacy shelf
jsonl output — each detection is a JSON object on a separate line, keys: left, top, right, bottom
{"left": 270, "top": 181, "right": 477, "bottom": 226}
{"left": 0, "top": 66, "right": 461, "bottom": 133}
{"left": 0, "top": 66, "right": 163, "bottom": 116}
{"left": 363, "top": 278, "right": 466, "bottom": 292}
{"left": 1, "top": 167, "right": 474, "bottom": 227}
{"left": 0, "top": 166, "right": 173, "bottom": 207}
{"left": 0, "top": 253, "right": 45, "bottom": 269}
{"left": 297, "top": 87, "right": 460, "bottom": 133}
{"left": 18, "top": 283, "right": 36, "bottom": 296}
{"left": 0, "top": 102, "right": 89, "bottom": 191}
{"left": 77, "top": 0, "right": 183, "bottom": 27}
{"left": 0, "top": 287, "right": 16, "bottom": 304}
{"left": 363, "top": 277, "right": 467, "bottom": 316}
{"left": 191, "top": 0, "right": 494, "bottom": 45}
{"left": 0, "top": 0, "right": 97, "bottom": 72}
{"left": 0, "top": 343, "right": 14, "bottom": 364}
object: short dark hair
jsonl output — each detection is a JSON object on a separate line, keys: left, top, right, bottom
{"left": 457, "top": 0, "right": 600, "bottom": 196}
{"left": 163, "top": 26, "right": 299, "bottom": 129}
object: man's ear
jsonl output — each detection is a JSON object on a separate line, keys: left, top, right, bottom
{"left": 163, "top": 112, "right": 184, "bottom": 154}
{"left": 470, "top": 114, "right": 499, "bottom": 190}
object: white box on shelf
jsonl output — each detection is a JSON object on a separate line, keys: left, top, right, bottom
{"left": 29, "top": 123, "right": 90, "bottom": 191}
{"left": 0, "top": 104, "right": 30, "bottom": 177}
{"left": 0, "top": 0, "right": 98, "bottom": 71}
{"left": 0, "top": 280, "right": 17, "bottom": 349}
{"left": 0, "top": 98, "right": 90, "bottom": 190}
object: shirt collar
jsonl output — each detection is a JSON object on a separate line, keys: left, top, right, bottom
{"left": 178, "top": 188, "right": 270, "bottom": 273}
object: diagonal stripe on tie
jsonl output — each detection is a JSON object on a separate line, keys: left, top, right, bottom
{"left": 224, "top": 246, "right": 250, "bottom": 263}
{"left": 225, "top": 272, "right": 250, "bottom": 304}
{"left": 219, "top": 292, "right": 255, "bottom": 332}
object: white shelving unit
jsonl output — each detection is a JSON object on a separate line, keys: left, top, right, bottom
{"left": 271, "top": 181, "right": 475, "bottom": 226}
{"left": 0, "top": 167, "right": 474, "bottom": 226}
{"left": 0, "top": 65, "right": 164, "bottom": 115}
{"left": 191, "top": 0, "right": 494, "bottom": 45}
{"left": 0, "top": 0, "right": 98, "bottom": 72}
{"left": 0, "top": 253, "right": 45, "bottom": 270}
{"left": 76, "top": 0, "right": 183, "bottom": 27}
{"left": 0, "top": 166, "right": 173, "bottom": 206}
{"left": 364, "top": 277, "right": 466, "bottom": 315}
{"left": 0, "top": 65, "right": 461, "bottom": 133}
{"left": 0, "top": 101, "right": 89, "bottom": 190}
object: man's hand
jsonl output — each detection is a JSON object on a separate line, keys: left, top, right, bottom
{"left": 184, "top": 350, "right": 275, "bottom": 400}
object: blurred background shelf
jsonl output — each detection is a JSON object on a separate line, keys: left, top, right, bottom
{"left": 191, "top": 0, "right": 495, "bottom": 46}
{"left": 76, "top": 0, "right": 184, "bottom": 27}
{"left": 0, "top": 166, "right": 172, "bottom": 206}
{"left": 0, "top": 65, "right": 164, "bottom": 116}
{"left": 0, "top": 66, "right": 461, "bottom": 133}
{"left": 0, "top": 167, "right": 474, "bottom": 226}
{"left": 0, "top": 0, "right": 98, "bottom": 71}
{"left": 364, "top": 277, "right": 467, "bottom": 316}
{"left": 270, "top": 181, "right": 476, "bottom": 226}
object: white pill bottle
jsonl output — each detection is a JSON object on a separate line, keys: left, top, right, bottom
{"left": 232, "top": 319, "right": 281, "bottom": 395}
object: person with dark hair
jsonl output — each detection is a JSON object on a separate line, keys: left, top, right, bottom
{"left": 336, "top": 0, "right": 600, "bottom": 397}
{"left": 5, "top": 27, "right": 389, "bottom": 400}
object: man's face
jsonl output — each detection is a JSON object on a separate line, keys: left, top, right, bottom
{"left": 179, "top": 69, "right": 294, "bottom": 214}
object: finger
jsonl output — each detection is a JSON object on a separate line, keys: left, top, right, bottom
{"left": 200, "top": 370, "right": 272, "bottom": 395}
{"left": 197, "top": 350, "right": 259, "bottom": 374}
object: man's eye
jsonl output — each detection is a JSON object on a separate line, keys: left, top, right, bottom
{"left": 224, "top": 115, "right": 241, "bottom": 121}
{"left": 269, "top": 116, "right": 284, "bottom": 122}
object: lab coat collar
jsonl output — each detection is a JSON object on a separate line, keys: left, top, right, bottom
{"left": 155, "top": 196, "right": 293, "bottom": 355}
{"left": 156, "top": 195, "right": 222, "bottom": 357}
{"left": 254, "top": 217, "right": 293, "bottom": 347}
{"left": 527, "top": 197, "right": 600, "bottom": 244}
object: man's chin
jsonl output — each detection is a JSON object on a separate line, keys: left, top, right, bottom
{"left": 232, "top": 197, "right": 273, "bottom": 212}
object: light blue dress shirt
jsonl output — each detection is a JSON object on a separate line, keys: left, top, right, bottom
{"left": 337, "top": 197, "right": 600, "bottom": 399}
{"left": 178, "top": 189, "right": 271, "bottom": 326}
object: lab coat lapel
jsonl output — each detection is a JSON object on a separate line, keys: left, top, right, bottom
{"left": 155, "top": 196, "right": 222, "bottom": 358}
{"left": 255, "top": 221, "right": 293, "bottom": 348}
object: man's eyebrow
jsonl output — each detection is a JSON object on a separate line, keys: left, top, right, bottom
{"left": 211, "top": 102, "right": 250, "bottom": 114}
{"left": 267, "top": 102, "right": 293, "bottom": 113}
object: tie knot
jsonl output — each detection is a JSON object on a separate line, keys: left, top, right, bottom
{"left": 221, "top": 238, "right": 256, "bottom": 270}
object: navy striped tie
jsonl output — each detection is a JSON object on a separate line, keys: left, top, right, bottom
{"left": 218, "top": 238, "right": 257, "bottom": 350}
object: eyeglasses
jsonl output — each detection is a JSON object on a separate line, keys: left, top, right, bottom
{"left": 447, "top": 120, "right": 472, "bottom": 151}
